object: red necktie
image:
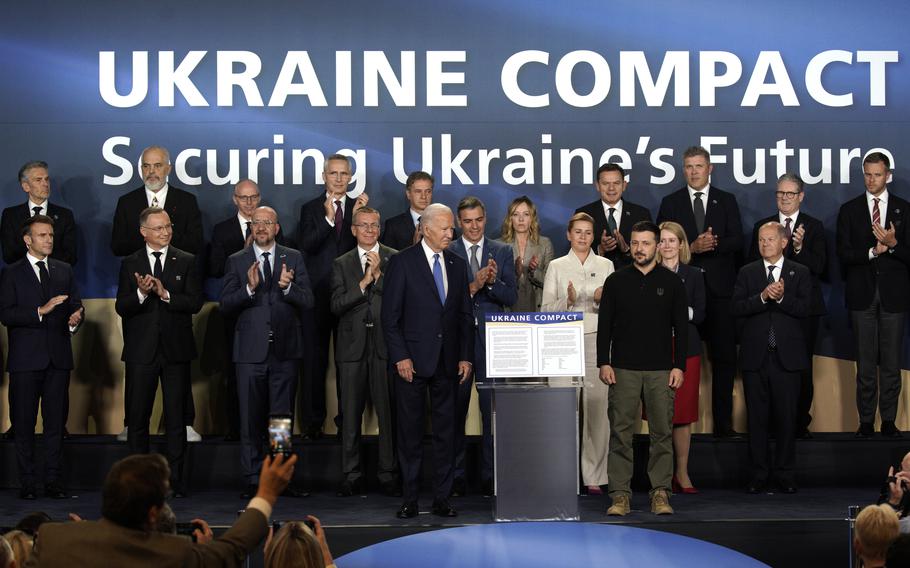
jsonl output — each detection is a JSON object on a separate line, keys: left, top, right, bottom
{"left": 872, "top": 198, "right": 881, "bottom": 227}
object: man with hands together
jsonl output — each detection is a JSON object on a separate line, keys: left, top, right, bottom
{"left": 0, "top": 215, "right": 83, "bottom": 500}
{"left": 221, "top": 207, "right": 313, "bottom": 498}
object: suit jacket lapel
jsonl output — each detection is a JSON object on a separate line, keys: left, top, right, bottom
{"left": 414, "top": 246, "right": 441, "bottom": 305}
{"left": 676, "top": 190, "right": 698, "bottom": 238}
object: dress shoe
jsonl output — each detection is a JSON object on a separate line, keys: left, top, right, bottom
{"left": 380, "top": 480, "right": 403, "bottom": 497}
{"left": 586, "top": 485, "right": 603, "bottom": 496}
{"left": 282, "top": 483, "right": 310, "bottom": 498}
{"left": 606, "top": 494, "right": 630, "bottom": 516}
{"left": 241, "top": 484, "right": 258, "bottom": 499}
{"left": 336, "top": 478, "right": 363, "bottom": 497}
{"left": 172, "top": 488, "right": 188, "bottom": 499}
{"left": 450, "top": 477, "right": 467, "bottom": 497}
{"left": 856, "top": 422, "right": 874, "bottom": 437}
{"left": 396, "top": 501, "right": 418, "bottom": 519}
{"left": 45, "top": 482, "right": 68, "bottom": 499}
{"left": 19, "top": 485, "right": 37, "bottom": 500}
{"left": 746, "top": 479, "right": 766, "bottom": 494}
{"left": 881, "top": 421, "right": 903, "bottom": 438}
{"left": 778, "top": 483, "right": 798, "bottom": 494}
{"left": 650, "top": 489, "right": 674, "bottom": 515}
{"left": 713, "top": 426, "right": 742, "bottom": 439}
{"left": 2, "top": 426, "right": 13, "bottom": 440}
{"left": 302, "top": 425, "right": 323, "bottom": 441}
{"left": 482, "top": 478, "right": 494, "bottom": 498}
{"left": 671, "top": 476, "right": 699, "bottom": 495}
{"left": 431, "top": 498, "right": 458, "bottom": 517}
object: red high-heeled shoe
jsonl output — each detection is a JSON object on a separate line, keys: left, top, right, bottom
{"left": 672, "top": 476, "right": 699, "bottom": 494}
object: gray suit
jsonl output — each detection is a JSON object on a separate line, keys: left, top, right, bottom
{"left": 331, "top": 244, "right": 398, "bottom": 484}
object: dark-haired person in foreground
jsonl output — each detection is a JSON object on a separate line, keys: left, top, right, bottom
{"left": 836, "top": 151, "right": 910, "bottom": 438}
{"left": 25, "top": 453, "right": 296, "bottom": 567}
{"left": 0, "top": 215, "right": 83, "bottom": 500}
{"left": 598, "top": 221, "right": 687, "bottom": 516}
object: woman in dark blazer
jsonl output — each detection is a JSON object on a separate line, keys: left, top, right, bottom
{"left": 658, "top": 221, "right": 706, "bottom": 494}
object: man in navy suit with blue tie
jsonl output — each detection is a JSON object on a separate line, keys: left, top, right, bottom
{"left": 0, "top": 214, "right": 83, "bottom": 499}
{"left": 221, "top": 206, "right": 314, "bottom": 497}
{"left": 448, "top": 196, "right": 517, "bottom": 497}
{"left": 381, "top": 203, "right": 474, "bottom": 519}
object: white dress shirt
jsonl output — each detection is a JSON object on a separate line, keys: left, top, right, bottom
{"left": 421, "top": 239, "right": 448, "bottom": 297}
{"left": 146, "top": 184, "right": 169, "bottom": 208}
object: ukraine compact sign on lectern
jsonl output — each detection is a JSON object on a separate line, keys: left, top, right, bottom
{"left": 482, "top": 312, "right": 585, "bottom": 521}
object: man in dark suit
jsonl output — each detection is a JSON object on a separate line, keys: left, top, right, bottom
{"left": 330, "top": 206, "right": 399, "bottom": 497}
{"left": 575, "top": 163, "right": 652, "bottom": 268}
{"left": 1, "top": 161, "right": 78, "bottom": 441}
{"left": 221, "top": 206, "right": 314, "bottom": 497}
{"left": 747, "top": 173, "right": 827, "bottom": 438}
{"left": 836, "top": 152, "right": 910, "bottom": 438}
{"left": 382, "top": 171, "right": 435, "bottom": 251}
{"left": 208, "top": 179, "right": 288, "bottom": 440}
{"left": 1, "top": 161, "right": 77, "bottom": 266}
{"left": 0, "top": 215, "right": 83, "bottom": 500}
{"left": 27, "top": 452, "right": 298, "bottom": 567}
{"left": 296, "top": 154, "right": 366, "bottom": 439}
{"left": 448, "top": 196, "right": 517, "bottom": 497}
{"left": 115, "top": 207, "right": 203, "bottom": 495}
{"left": 111, "top": 146, "right": 203, "bottom": 442}
{"left": 381, "top": 203, "right": 474, "bottom": 519}
{"left": 733, "top": 222, "right": 811, "bottom": 493}
{"left": 656, "top": 146, "right": 744, "bottom": 438}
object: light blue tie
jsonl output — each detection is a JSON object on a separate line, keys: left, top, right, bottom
{"left": 433, "top": 253, "right": 446, "bottom": 304}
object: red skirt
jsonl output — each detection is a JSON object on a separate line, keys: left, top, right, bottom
{"left": 673, "top": 355, "right": 701, "bottom": 425}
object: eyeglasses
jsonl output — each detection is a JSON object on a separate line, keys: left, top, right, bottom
{"left": 354, "top": 223, "right": 380, "bottom": 231}
{"left": 143, "top": 223, "right": 173, "bottom": 233}
{"left": 250, "top": 219, "right": 276, "bottom": 226}
{"left": 234, "top": 194, "right": 260, "bottom": 202}
{"left": 775, "top": 191, "right": 801, "bottom": 199}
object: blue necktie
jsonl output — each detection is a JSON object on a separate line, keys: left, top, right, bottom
{"left": 433, "top": 253, "right": 446, "bottom": 304}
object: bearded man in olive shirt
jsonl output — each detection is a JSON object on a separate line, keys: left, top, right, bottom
{"left": 597, "top": 221, "right": 688, "bottom": 517}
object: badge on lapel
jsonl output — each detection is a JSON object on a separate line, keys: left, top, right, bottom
{"left": 711, "top": 200, "right": 718, "bottom": 205}
{"left": 788, "top": 270, "right": 795, "bottom": 277}
{"left": 176, "top": 275, "right": 182, "bottom": 281}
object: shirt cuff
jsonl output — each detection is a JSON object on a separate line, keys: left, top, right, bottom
{"left": 325, "top": 216, "right": 335, "bottom": 227}
{"left": 246, "top": 496, "right": 273, "bottom": 521}
{"left": 282, "top": 284, "right": 291, "bottom": 296}
{"left": 37, "top": 308, "right": 43, "bottom": 322}
{"left": 246, "top": 285, "right": 255, "bottom": 297}
{"left": 137, "top": 289, "right": 147, "bottom": 303}
{"left": 869, "top": 247, "right": 878, "bottom": 259}
{"left": 687, "top": 306, "right": 694, "bottom": 321}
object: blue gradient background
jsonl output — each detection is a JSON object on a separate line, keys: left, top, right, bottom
{"left": 0, "top": 0, "right": 907, "bottom": 362}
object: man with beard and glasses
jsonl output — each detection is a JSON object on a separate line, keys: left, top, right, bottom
{"left": 110, "top": 146, "right": 203, "bottom": 443}
{"left": 597, "top": 221, "right": 687, "bottom": 517}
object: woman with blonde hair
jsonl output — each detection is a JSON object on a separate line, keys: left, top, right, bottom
{"left": 657, "top": 221, "right": 706, "bottom": 494}
{"left": 1, "top": 531, "right": 32, "bottom": 567}
{"left": 854, "top": 504, "right": 900, "bottom": 568}
{"left": 265, "top": 515, "right": 335, "bottom": 568}
{"left": 501, "top": 196, "right": 554, "bottom": 312}
{"left": 542, "top": 212, "right": 614, "bottom": 495}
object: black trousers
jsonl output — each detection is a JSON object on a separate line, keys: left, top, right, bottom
{"left": 12, "top": 366, "right": 69, "bottom": 486}
{"left": 298, "top": 299, "right": 338, "bottom": 430}
{"left": 395, "top": 358, "right": 457, "bottom": 503}
{"left": 743, "top": 349, "right": 800, "bottom": 485}
{"left": 454, "top": 331, "right": 493, "bottom": 483}
{"left": 126, "top": 353, "right": 189, "bottom": 487}
{"left": 705, "top": 296, "right": 738, "bottom": 431}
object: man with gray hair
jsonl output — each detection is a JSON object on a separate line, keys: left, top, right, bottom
{"left": 296, "top": 154, "right": 367, "bottom": 440}
{"left": 733, "top": 221, "right": 811, "bottom": 494}
{"left": 747, "top": 173, "right": 827, "bottom": 439}
{"left": 110, "top": 146, "right": 203, "bottom": 443}
{"left": 382, "top": 203, "right": 473, "bottom": 519}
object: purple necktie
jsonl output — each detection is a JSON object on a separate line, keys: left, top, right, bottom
{"left": 334, "top": 200, "right": 343, "bottom": 237}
